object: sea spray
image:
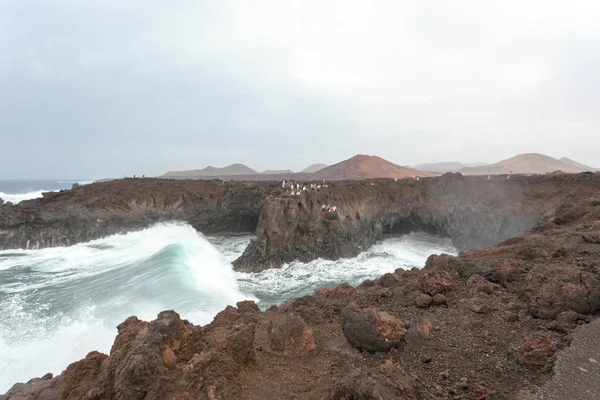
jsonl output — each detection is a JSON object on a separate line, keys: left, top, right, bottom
{"left": 0, "top": 223, "right": 251, "bottom": 392}
{"left": 0, "top": 223, "right": 455, "bottom": 393}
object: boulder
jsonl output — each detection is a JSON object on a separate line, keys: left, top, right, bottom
{"left": 421, "top": 272, "right": 453, "bottom": 296}
{"left": 340, "top": 303, "right": 406, "bottom": 352}
{"left": 329, "top": 362, "right": 419, "bottom": 400}
{"left": 511, "top": 332, "right": 559, "bottom": 370}
{"left": 467, "top": 274, "right": 496, "bottom": 295}
{"left": 267, "top": 313, "right": 316, "bottom": 356}
{"left": 432, "top": 294, "right": 448, "bottom": 306}
{"left": 414, "top": 293, "right": 433, "bottom": 308}
{"left": 378, "top": 272, "right": 399, "bottom": 288}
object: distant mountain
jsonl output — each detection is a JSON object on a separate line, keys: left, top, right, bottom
{"left": 309, "top": 155, "right": 437, "bottom": 180}
{"left": 415, "top": 162, "right": 466, "bottom": 173}
{"left": 301, "top": 163, "right": 328, "bottom": 173}
{"left": 464, "top": 162, "right": 488, "bottom": 167}
{"left": 459, "top": 153, "right": 587, "bottom": 175}
{"left": 559, "top": 157, "right": 597, "bottom": 171}
{"left": 162, "top": 163, "right": 258, "bottom": 178}
{"left": 261, "top": 169, "right": 294, "bottom": 174}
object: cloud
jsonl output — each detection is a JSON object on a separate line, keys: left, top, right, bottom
{"left": 1, "top": 0, "right": 600, "bottom": 178}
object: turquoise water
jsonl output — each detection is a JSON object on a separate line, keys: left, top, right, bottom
{"left": 0, "top": 222, "right": 455, "bottom": 393}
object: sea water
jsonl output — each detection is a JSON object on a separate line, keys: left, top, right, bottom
{"left": 0, "top": 223, "right": 455, "bottom": 393}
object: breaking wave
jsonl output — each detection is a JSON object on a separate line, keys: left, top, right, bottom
{"left": 0, "top": 223, "right": 455, "bottom": 393}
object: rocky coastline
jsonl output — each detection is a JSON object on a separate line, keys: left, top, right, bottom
{"left": 2, "top": 182, "right": 600, "bottom": 398}
{"left": 2, "top": 173, "right": 600, "bottom": 273}
{"left": 2, "top": 173, "right": 600, "bottom": 398}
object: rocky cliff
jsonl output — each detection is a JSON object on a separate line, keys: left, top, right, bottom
{"left": 4, "top": 192, "right": 600, "bottom": 399}
{"left": 234, "top": 172, "right": 600, "bottom": 271}
{"left": 0, "top": 178, "right": 278, "bottom": 250}
{"left": 2, "top": 174, "right": 600, "bottom": 274}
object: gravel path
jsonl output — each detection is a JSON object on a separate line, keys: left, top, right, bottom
{"left": 524, "top": 318, "right": 600, "bottom": 399}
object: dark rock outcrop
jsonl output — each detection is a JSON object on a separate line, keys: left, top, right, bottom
{"left": 233, "top": 173, "right": 600, "bottom": 271}
{"left": 4, "top": 196, "right": 600, "bottom": 398}
{"left": 340, "top": 303, "right": 407, "bottom": 352}
{"left": 2, "top": 174, "right": 600, "bottom": 273}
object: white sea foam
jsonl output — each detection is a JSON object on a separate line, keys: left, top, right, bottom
{"left": 0, "top": 190, "right": 52, "bottom": 204}
{"left": 0, "top": 223, "right": 251, "bottom": 392}
{"left": 237, "top": 232, "right": 456, "bottom": 307}
{"left": 0, "top": 224, "right": 455, "bottom": 393}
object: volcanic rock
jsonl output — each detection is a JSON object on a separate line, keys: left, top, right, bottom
{"left": 467, "top": 274, "right": 496, "bottom": 295}
{"left": 329, "top": 362, "right": 419, "bottom": 400}
{"left": 340, "top": 303, "right": 406, "bottom": 352}
{"left": 511, "top": 332, "right": 560, "bottom": 370}
{"left": 421, "top": 271, "right": 454, "bottom": 296}
{"left": 267, "top": 313, "right": 316, "bottom": 356}
{"left": 414, "top": 293, "right": 433, "bottom": 308}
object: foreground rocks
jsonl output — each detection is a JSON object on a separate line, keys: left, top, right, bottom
{"left": 4, "top": 193, "right": 600, "bottom": 399}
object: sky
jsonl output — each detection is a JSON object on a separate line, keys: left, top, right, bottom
{"left": 1, "top": 0, "right": 599, "bottom": 179}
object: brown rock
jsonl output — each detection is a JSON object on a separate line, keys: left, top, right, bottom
{"left": 59, "top": 351, "right": 107, "bottom": 400}
{"left": 417, "top": 318, "right": 434, "bottom": 339}
{"left": 340, "top": 303, "right": 406, "bottom": 352}
{"left": 329, "top": 362, "right": 419, "bottom": 400}
{"left": 432, "top": 293, "right": 448, "bottom": 306}
{"left": 379, "top": 272, "right": 399, "bottom": 288}
{"left": 464, "top": 297, "right": 492, "bottom": 314}
{"left": 524, "top": 267, "right": 600, "bottom": 318}
{"left": 236, "top": 300, "right": 260, "bottom": 313}
{"left": 467, "top": 274, "right": 495, "bottom": 294}
{"left": 414, "top": 293, "right": 433, "bottom": 308}
{"left": 267, "top": 313, "right": 317, "bottom": 356}
{"left": 582, "top": 232, "right": 600, "bottom": 244}
{"left": 314, "top": 283, "right": 356, "bottom": 299}
{"left": 421, "top": 272, "right": 453, "bottom": 296}
{"left": 512, "top": 332, "right": 559, "bottom": 370}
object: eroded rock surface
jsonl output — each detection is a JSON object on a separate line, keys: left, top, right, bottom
{"left": 3, "top": 179, "right": 600, "bottom": 399}
{"left": 3, "top": 174, "right": 600, "bottom": 272}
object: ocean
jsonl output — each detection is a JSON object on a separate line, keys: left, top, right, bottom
{"left": 0, "top": 179, "right": 94, "bottom": 204}
{"left": 0, "top": 182, "right": 456, "bottom": 393}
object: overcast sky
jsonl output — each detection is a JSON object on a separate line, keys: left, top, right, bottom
{"left": 1, "top": 0, "right": 599, "bottom": 178}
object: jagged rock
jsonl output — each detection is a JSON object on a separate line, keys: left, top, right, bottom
{"left": 511, "top": 332, "right": 560, "bottom": 370}
{"left": 329, "top": 362, "right": 419, "bottom": 400}
{"left": 58, "top": 351, "right": 107, "bottom": 399}
{"left": 314, "top": 283, "right": 356, "bottom": 299}
{"left": 340, "top": 303, "right": 406, "bottom": 352}
{"left": 237, "top": 300, "right": 260, "bottom": 314}
{"left": 421, "top": 272, "right": 453, "bottom": 296}
{"left": 1, "top": 373, "right": 60, "bottom": 400}
{"left": 267, "top": 313, "right": 316, "bottom": 356}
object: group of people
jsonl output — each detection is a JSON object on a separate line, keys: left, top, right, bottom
{"left": 322, "top": 204, "right": 337, "bottom": 213}
{"left": 282, "top": 180, "right": 328, "bottom": 196}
